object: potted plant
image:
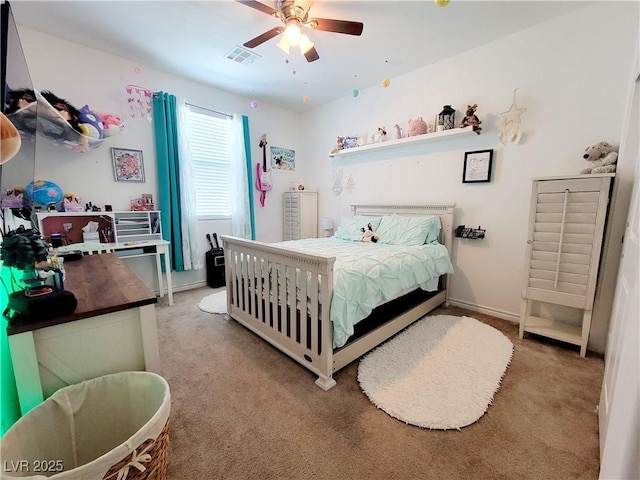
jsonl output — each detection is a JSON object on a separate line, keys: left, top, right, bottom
{"left": 0, "top": 226, "right": 49, "bottom": 290}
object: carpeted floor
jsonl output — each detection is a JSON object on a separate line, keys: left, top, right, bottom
{"left": 155, "top": 287, "right": 604, "bottom": 480}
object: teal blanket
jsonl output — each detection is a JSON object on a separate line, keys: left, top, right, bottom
{"left": 278, "top": 238, "right": 454, "bottom": 348}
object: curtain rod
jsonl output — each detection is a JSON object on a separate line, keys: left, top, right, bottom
{"left": 185, "top": 102, "right": 232, "bottom": 119}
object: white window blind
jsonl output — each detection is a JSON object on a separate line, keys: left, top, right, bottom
{"left": 187, "top": 107, "right": 232, "bottom": 219}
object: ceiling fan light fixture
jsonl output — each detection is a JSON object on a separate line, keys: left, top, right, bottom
{"left": 276, "top": 37, "right": 291, "bottom": 54}
{"left": 284, "top": 18, "right": 302, "bottom": 46}
{"left": 299, "top": 33, "right": 314, "bottom": 54}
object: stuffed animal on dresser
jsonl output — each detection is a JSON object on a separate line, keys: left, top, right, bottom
{"left": 580, "top": 141, "right": 618, "bottom": 174}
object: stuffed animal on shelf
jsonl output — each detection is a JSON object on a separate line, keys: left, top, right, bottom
{"left": 4, "top": 88, "right": 36, "bottom": 114}
{"left": 360, "top": 223, "right": 379, "bottom": 243}
{"left": 78, "top": 105, "right": 105, "bottom": 139}
{"left": 407, "top": 117, "right": 428, "bottom": 137}
{"left": 331, "top": 136, "right": 344, "bottom": 154}
{"left": 580, "top": 141, "right": 618, "bottom": 174}
{"left": 459, "top": 104, "right": 482, "bottom": 134}
{"left": 98, "top": 113, "right": 124, "bottom": 137}
{"left": 63, "top": 193, "right": 84, "bottom": 212}
{"left": 372, "top": 127, "right": 387, "bottom": 143}
{"left": 41, "top": 90, "right": 82, "bottom": 134}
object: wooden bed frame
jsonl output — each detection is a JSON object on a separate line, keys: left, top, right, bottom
{"left": 221, "top": 203, "right": 455, "bottom": 390}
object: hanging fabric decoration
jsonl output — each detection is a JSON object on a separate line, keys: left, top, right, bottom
{"left": 497, "top": 88, "right": 527, "bottom": 145}
{"left": 346, "top": 174, "right": 356, "bottom": 193}
{"left": 126, "top": 85, "right": 153, "bottom": 121}
{"left": 332, "top": 170, "right": 343, "bottom": 196}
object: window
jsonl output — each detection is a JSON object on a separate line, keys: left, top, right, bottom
{"left": 186, "top": 106, "right": 232, "bottom": 219}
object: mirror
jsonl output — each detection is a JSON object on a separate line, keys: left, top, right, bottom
{"left": 1, "top": 1, "right": 37, "bottom": 234}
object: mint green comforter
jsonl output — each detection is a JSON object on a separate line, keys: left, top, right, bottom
{"left": 278, "top": 238, "right": 454, "bottom": 348}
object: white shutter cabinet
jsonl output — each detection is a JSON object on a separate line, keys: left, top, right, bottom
{"left": 519, "top": 174, "right": 614, "bottom": 356}
{"left": 283, "top": 191, "right": 318, "bottom": 240}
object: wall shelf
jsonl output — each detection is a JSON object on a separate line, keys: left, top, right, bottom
{"left": 328, "top": 126, "right": 475, "bottom": 158}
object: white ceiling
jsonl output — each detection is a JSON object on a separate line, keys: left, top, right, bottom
{"left": 9, "top": 0, "right": 593, "bottom": 112}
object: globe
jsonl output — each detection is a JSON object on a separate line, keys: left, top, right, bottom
{"left": 25, "top": 180, "right": 64, "bottom": 206}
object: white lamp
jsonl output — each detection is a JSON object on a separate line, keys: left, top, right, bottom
{"left": 321, "top": 217, "right": 334, "bottom": 237}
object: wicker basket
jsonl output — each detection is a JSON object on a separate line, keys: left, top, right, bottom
{"left": 1, "top": 372, "right": 170, "bottom": 480}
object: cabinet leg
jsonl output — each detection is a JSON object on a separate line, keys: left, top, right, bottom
{"left": 519, "top": 298, "right": 530, "bottom": 339}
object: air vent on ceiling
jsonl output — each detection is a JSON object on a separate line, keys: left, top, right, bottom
{"left": 226, "top": 46, "right": 261, "bottom": 65}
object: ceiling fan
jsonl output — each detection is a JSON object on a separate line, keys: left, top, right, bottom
{"left": 237, "top": 0, "right": 364, "bottom": 62}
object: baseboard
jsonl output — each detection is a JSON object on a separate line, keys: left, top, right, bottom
{"left": 152, "top": 280, "right": 208, "bottom": 297}
{"left": 447, "top": 298, "right": 519, "bottom": 324}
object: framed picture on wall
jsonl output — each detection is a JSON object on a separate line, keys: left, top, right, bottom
{"left": 270, "top": 146, "right": 295, "bottom": 171}
{"left": 462, "top": 149, "right": 493, "bottom": 183}
{"left": 111, "top": 147, "right": 145, "bottom": 182}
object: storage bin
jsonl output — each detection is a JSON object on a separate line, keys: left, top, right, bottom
{"left": 0, "top": 371, "right": 171, "bottom": 480}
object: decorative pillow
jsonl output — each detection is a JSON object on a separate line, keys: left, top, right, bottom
{"left": 334, "top": 215, "right": 382, "bottom": 241}
{"left": 376, "top": 214, "right": 441, "bottom": 245}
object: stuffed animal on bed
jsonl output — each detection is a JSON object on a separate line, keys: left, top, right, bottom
{"left": 360, "top": 223, "right": 379, "bottom": 243}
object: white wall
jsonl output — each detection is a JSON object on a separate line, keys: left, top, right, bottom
{"left": 15, "top": 26, "right": 303, "bottom": 291}
{"left": 298, "top": 3, "right": 639, "bottom": 353}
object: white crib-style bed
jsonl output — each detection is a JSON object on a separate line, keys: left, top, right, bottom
{"left": 221, "top": 203, "right": 455, "bottom": 390}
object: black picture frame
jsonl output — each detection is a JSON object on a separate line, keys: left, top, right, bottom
{"left": 463, "top": 149, "right": 493, "bottom": 183}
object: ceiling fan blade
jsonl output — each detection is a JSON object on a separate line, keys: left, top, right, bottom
{"left": 236, "top": 0, "right": 279, "bottom": 17}
{"left": 244, "top": 27, "right": 284, "bottom": 48}
{"left": 304, "top": 46, "right": 320, "bottom": 63}
{"left": 308, "top": 18, "right": 364, "bottom": 36}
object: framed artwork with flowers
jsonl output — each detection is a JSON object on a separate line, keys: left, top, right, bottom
{"left": 111, "top": 147, "right": 145, "bottom": 182}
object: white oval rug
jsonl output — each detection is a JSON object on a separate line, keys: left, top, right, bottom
{"left": 358, "top": 315, "right": 513, "bottom": 430}
{"left": 198, "top": 290, "right": 227, "bottom": 314}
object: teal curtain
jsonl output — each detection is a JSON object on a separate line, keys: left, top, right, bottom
{"left": 242, "top": 116, "right": 256, "bottom": 240}
{"left": 152, "top": 92, "right": 185, "bottom": 271}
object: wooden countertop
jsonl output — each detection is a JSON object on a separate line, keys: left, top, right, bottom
{"left": 7, "top": 253, "right": 157, "bottom": 335}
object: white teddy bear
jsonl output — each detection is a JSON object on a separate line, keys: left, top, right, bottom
{"left": 580, "top": 141, "right": 618, "bottom": 174}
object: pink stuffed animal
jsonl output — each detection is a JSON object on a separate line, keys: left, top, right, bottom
{"left": 407, "top": 117, "right": 428, "bottom": 137}
{"left": 97, "top": 113, "right": 124, "bottom": 137}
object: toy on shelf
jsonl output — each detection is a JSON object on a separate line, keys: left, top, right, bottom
{"left": 98, "top": 113, "right": 124, "bottom": 137}
{"left": 580, "top": 141, "right": 618, "bottom": 174}
{"left": 459, "top": 104, "right": 482, "bottom": 135}
{"left": 5, "top": 88, "right": 123, "bottom": 153}
{"left": 407, "top": 117, "right": 428, "bottom": 137}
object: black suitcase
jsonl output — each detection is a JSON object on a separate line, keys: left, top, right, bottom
{"left": 205, "top": 232, "right": 225, "bottom": 288}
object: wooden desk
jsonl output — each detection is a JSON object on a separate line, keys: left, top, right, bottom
{"left": 7, "top": 254, "right": 161, "bottom": 415}
{"left": 59, "top": 240, "right": 174, "bottom": 306}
